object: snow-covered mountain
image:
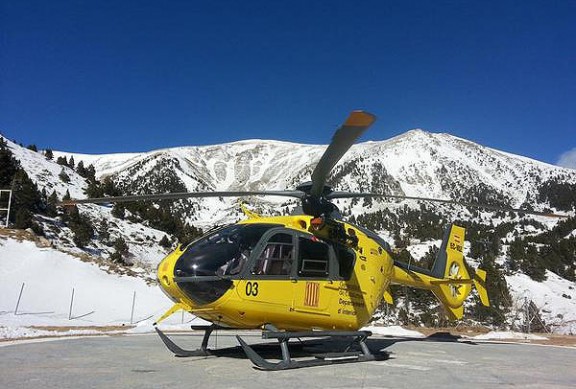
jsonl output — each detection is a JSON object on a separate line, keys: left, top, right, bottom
{"left": 52, "top": 129, "right": 576, "bottom": 228}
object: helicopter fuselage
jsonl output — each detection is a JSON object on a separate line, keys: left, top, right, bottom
{"left": 157, "top": 214, "right": 394, "bottom": 331}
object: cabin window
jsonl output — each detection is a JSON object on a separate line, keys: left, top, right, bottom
{"left": 298, "top": 237, "right": 330, "bottom": 278}
{"left": 251, "top": 233, "right": 294, "bottom": 276}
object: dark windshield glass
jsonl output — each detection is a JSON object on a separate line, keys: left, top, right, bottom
{"left": 174, "top": 223, "right": 278, "bottom": 305}
{"left": 175, "top": 224, "right": 277, "bottom": 278}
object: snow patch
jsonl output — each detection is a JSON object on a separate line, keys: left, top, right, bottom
{"left": 361, "top": 325, "right": 426, "bottom": 338}
{"left": 472, "top": 331, "right": 548, "bottom": 341}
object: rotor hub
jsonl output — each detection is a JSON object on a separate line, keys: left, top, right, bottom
{"left": 296, "top": 182, "right": 333, "bottom": 197}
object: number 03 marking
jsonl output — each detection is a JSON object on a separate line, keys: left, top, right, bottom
{"left": 245, "top": 281, "right": 259, "bottom": 297}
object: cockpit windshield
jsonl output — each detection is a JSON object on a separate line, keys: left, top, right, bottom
{"left": 175, "top": 224, "right": 278, "bottom": 278}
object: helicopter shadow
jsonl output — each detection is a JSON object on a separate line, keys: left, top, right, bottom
{"left": 367, "top": 331, "right": 479, "bottom": 354}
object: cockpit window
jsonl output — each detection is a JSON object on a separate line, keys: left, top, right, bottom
{"left": 251, "top": 233, "right": 294, "bottom": 276}
{"left": 183, "top": 224, "right": 264, "bottom": 254}
{"left": 176, "top": 224, "right": 277, "bottom": 278}
{"left": 174, "top": 223, "right": 278, "bottom": 305}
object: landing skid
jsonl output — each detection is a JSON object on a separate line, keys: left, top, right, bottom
{"left": 237, "top": 326, "right": 382, "bottom": 370}
{"left": 155, "top": 324, "right": 386, "bottom": 370}
{"left": 155, "top": 324, "right": 220, "bottom": 357}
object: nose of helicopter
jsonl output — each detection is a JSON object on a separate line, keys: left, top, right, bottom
{"left": 156, "top": 223, "right": 273, "bottom": 307}
{"left": 156, "top": 243, "right": 234, "bottom": 307}
{"left": 171, "top": 243, "right": 235, "bottom": 305}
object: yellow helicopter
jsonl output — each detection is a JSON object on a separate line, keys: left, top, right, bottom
{"left": 65, "top": 111, "right": 562, "bottom": 370}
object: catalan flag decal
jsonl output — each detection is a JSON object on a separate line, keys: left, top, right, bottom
{"left": 304, "top": 282, "right": 320, "bottom": 307}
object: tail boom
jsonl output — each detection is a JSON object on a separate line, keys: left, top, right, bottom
{"left": 391, "top": 224, "right": 489, "bottom": 320}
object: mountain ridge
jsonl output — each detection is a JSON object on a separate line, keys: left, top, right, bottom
{"left": 30, "top": 128, "right": 576, "bottom": 228}
{"left": 53, "top": 129, "right": 570, "bottom": 176}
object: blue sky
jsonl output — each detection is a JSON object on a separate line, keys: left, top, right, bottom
{"left": 1, "top": 1, "right": 575, "bottom": 167}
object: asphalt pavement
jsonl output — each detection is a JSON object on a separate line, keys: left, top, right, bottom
{"left": 1, "top": 331, "right": 575, "bottom": 388}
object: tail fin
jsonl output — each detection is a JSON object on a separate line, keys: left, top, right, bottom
{"left": 429, "top": 224, "right": 490, "bottom": 320}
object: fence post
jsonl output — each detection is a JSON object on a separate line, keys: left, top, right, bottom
{"left": 130, "top": 291, "right": 136, "bottom": 324}
{"left": 14, "top": 282, "right": 25, "bottom": 315}
{"left": 68, "top": 288, "right": 75, "bottom": 320}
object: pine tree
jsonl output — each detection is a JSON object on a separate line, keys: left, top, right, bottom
{"left": 64, "top": 206, "right": 93, "bottom": 248}
{"left": 86, "top": 164, "right": 96, "bottom": 182}
{"left": 522, "top": 245, "right": 547, "bottom": 282}
{"left": 76, "top": 161, "right": 87, "bottom": 177}
{"left": 538, "top": 180, "right": 576, "bottom": 211}
{"left": 114, "top": 237, "right": 129, "bottom": 254}
{"left": 68, "top": 156, "right": 75, "bottom": 169}
{"left": 10, "top": 169, "right": 43, "bottom": 217}
{"left": 98, "top": 219, "right": 110, "bottom": 242}
{"left": 111, "top": 203, "right": 125, "bottom": 219}
{"left": 14, "top": 208, "right": 33, "bottom": 229}
{"left": 102, "top": 177, "right": 120, "bottom": 196}
{"left": 507, "top": 238, "right": 525, "bottom": 273}
{"left": 44, "top": 149, "right": 53, "bottom": 160}
{"left": 111, "top": 237, "right": 130, "bottom": 265}
{"left": 46, "top": 190, "right": 59, "bottom": 217}
{"left": 0, "top": 137, "right": 20, "bottom": 188}
{"left": 58, "top": 168, "right": 70, "bottom": 183}
{"left": 159, "top": 234, "right": 171, "bottom": 248}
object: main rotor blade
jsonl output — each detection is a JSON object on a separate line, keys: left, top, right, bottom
{"left": 327, "top": 191, "right": 570, "bottom": 218}
{"left": 310, "top": 111, "right": 376, "bottom": 198}
{"left": 60, "top": 190, "right": 305, "bottom": 206}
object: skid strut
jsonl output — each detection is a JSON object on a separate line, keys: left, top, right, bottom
{"left": 237, "top": 325, "right": 379, "bottom": 370}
